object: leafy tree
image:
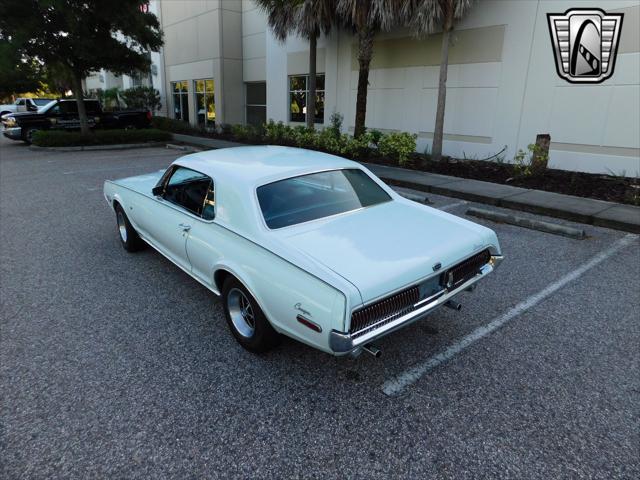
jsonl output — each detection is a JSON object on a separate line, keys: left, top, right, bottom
{"left": 337, "top": 0, "right": 401, "bottom": 138}
{"left": 0, "top": 0, "right": 163, "bottom": 134}
{"left": 120, "top": 86, "right": 162, "bottom": 113}
{"left": 0, "top": 38, "right": 42, "bottom": 100}
{"left": 401, "top": 0, "right": 476, "bottom": 160}
{"left": 256, "top": 0, "right": 337, "bottom": 129}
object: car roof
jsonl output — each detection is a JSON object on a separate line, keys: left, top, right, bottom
{"left": 172, "top": 146, "right": 360, "bottom": 185}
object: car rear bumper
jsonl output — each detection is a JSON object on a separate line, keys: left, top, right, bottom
{"left": 329, "top": 254, "right": 504, "bottom": 355}
{"left": 3, "top": 127, "right": 22, "bottom": 140}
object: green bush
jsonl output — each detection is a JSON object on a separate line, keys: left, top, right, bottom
{"left": 378, "top": 132, "right": 418, "bottom": 166}
{"left": 120, "top": 86, "right": 162, "bottom": 114}
{"left": 231, "top": 124, "right": 262, "bottom": 142}
{"left": 151, "top": 116, "right": 199, "bottom": 134}
{"left": 32, "top": 129, "right": 171, "bottom": 147}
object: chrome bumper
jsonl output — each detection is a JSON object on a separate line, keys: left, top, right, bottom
{"left": 329, "top": 255, "right": 504, "bottom": 355}
{"left": 3, "top": 127, "right": 22, "bottom": 140}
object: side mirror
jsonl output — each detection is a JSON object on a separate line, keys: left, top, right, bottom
{"left": 27, "top": 104, "right": 37, "bottom": 111}
{"left": 152, "top": 185, "right": 164, "bottom": 197}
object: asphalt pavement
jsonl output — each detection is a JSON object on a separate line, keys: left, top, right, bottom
{"left": 1, "top": 135, "right": 639, "bottom": 479}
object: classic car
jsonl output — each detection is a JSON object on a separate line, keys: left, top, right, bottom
{"left": 103, "top": 146, "right": 503, "bottom": 357}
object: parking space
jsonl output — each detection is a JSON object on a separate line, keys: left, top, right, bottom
{"left": 1, "top": 136, "right": 639, "bottom": 479}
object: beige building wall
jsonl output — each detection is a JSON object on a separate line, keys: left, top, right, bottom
{"left": 159, "top": 0, "right": 244, "bottom": 125}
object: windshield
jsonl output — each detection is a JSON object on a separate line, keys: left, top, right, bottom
{"left": 32, "top": 98, "right": 54, "bottom": 106}
{"left": 38, "top": 100, "right": 57, "bottom": 112}
{"left": 257, "top": 169, "right": 392, "bottom": 229}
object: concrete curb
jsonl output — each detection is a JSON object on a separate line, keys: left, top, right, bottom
{"left": 29, "top": 142, "right": 165, "bottom": 152}
{"left": 466, "top": 207, "right": 587, "bottom": 239}
{"left": 167, "top": 133, "right": 640, "bottom": 234}
{"left": 364, "top": 164, "right": 640, "bottom": 234}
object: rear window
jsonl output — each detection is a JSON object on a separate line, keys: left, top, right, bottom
{"left": 257, "top": 169, "right": 391, "bottom": 229}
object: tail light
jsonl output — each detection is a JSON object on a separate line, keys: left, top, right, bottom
{"left": 146, "top": 111, "right": 152, "bottom": 121}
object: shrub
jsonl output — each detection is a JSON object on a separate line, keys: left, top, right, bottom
{"left": 342, "top": 132, "right": 373, "bottom": 159}
{"left": 32, "top": 129, "right": 171, "bottom": 147}
{"left": 264, "top": 120, "right": 295, "bottom": 144}
{"left": 231, "top": 124, "right": 261, "bottom": 142}
{"left": 120, "top": 86, "right": 162, "bottom": 113}
{"left": 513, "top": 143, "right": 549, "bottom": 176}
{"left": 368, "top": 129, "right": 383, "bottom": 147}
{"left": 151, "top": 116, "right": 198, "bottom": 134}
{"left": 326, "top": 112, "right": 343, "bottom": 139}
{"left": 378, "top": 132, "right": 417, "bottom": 166}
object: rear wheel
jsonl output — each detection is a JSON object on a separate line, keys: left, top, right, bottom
{"left": 222, "top": 277, "right": 280, "bottom": 353}
{"left": 115, "top": 205, "right": 144, "bottom": 252}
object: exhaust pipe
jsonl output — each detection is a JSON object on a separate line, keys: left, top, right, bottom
{"left": 362, "top": 344, "right": 382, "bottom": 358}
{"left": 445, "top": 300, "right": 462, "bottom": 311}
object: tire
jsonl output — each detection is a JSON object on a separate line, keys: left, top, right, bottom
{"left": 23, "top": 128, "right": 39, "bottom": 144}
{"left": 115, "top": 204, "right": 145, "bottom": 252}
{"left": 222, "top": 277, "right": 281, "bottom": 353}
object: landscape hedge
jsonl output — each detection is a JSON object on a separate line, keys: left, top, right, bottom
{"left": 31, "top": 129, "right": 171, "bottom": 147}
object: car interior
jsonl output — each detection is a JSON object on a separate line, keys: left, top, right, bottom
{"left": 163, "top": 167, "right": 215, "bottom": 219}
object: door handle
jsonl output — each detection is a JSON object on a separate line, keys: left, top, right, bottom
{"left": 179, "top": 223, "right": 191, "bottom": 232}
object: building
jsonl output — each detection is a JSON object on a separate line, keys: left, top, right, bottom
{"left": 123, "top": 0, "right": 640, "bottom": 176}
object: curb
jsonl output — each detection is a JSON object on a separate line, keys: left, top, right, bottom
{"left": 466, "top": 207, "right": 587, "bottom": 239}
{"left": 29, "top": 142, "right": 165, "bottom": 152}
{"left": 377, "top": 176, "right": 640, "bottom": 234}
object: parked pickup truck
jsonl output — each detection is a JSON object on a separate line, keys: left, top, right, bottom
{"left": 2, "top": 99, "right": 153, "bottom": 143}
{"left": 0, "top": 97, "right": 55, "bottom": 118}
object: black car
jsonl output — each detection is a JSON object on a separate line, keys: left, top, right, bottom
{"left": 2, "top": 99, "right": 153, "bottom": 143}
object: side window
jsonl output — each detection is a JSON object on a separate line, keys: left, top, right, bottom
{"left": 16, "top": 99, "right": 25, "bottom": 106}
{"left": 163, "top": 166, "right": 214, "bottom": 219}
{"left": 60, "top": 102, "right": 78, "bottom": 115}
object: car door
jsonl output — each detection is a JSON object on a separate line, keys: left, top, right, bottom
{"left": 144, "top": 166, "right": 212, "bottom": 272}
{"left": 183, "top": 179, "right": 221, "bottom": 288}
{"left": 15, "top": 99, "right": 26, "bottom": 112}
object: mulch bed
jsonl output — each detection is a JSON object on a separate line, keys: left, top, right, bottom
{"left": 366, "top": 155, "right": 640, "bottom": 206}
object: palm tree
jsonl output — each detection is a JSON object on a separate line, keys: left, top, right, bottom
{"left": 400, "top": 0, "right": 476, "bottom": 161}
{"left": 337, "top": 0, "right": 401, "bottom": 138}
{"left": 256, "top": 0, "right": 337, "bottom": 129}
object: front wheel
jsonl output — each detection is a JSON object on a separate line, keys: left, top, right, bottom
{"left": 115, "top": 205, "right": 145, "bottom": 252}
{"left": 23, "top": 128, "right": 40, "bottom": 144}
{"left": 222, "top": 277, "right": 280, "bottom": 353}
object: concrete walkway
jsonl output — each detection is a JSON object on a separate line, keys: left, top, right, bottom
{"left": 172, "top": 133, "right": 640, "bottom": 233}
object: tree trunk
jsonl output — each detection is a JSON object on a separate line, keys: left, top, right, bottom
{"left": 354, "top": 27, "right": 374, "bottom": 138}
{"left": 306, "top": 34, "right": 317, "bottom": 129}
{"left": 432, "top": 14, "right": 454, "bottom": 161}
{"left": 71, "top": 72, "right": 90, "bottom": 135}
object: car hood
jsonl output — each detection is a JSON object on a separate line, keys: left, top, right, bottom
{"left": 275, "top": 200, "right": 498, "bottom": 304}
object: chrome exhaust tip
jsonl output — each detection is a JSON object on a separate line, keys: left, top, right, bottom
{"left": 362, "top": 344, "right": 382, "bottom": 358}
{"left": 445, "top": 300, "right": 462, "bottom": 311}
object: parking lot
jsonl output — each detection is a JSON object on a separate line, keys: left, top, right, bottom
{"left": 1, "top": 135, "right": 639, "bottom": 479}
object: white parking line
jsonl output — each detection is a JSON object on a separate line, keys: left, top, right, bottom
{"left": 438, "top": 200, "right": 468, "bottom": 211}
{"left": 382, "top": 233, "right": 638, "bottom": 397}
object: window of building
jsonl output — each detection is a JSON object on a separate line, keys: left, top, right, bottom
{"left": 246, "top": 82, "right": 266, "bottom": 127}
{"left": 195, "top": 79, "right": 215, "bottom": 128}
{"left": 171, "top": 81, "right": 189, "bottom": 122}
{"left": 288, "top": 74, "right": 324, "bottom": 123}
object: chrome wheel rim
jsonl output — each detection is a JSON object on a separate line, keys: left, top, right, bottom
{"left": 117, "top": 211, "right": 128, "bottom": 242}
{"left": 227, "top": 288, "right": 255, "bottom": 338}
